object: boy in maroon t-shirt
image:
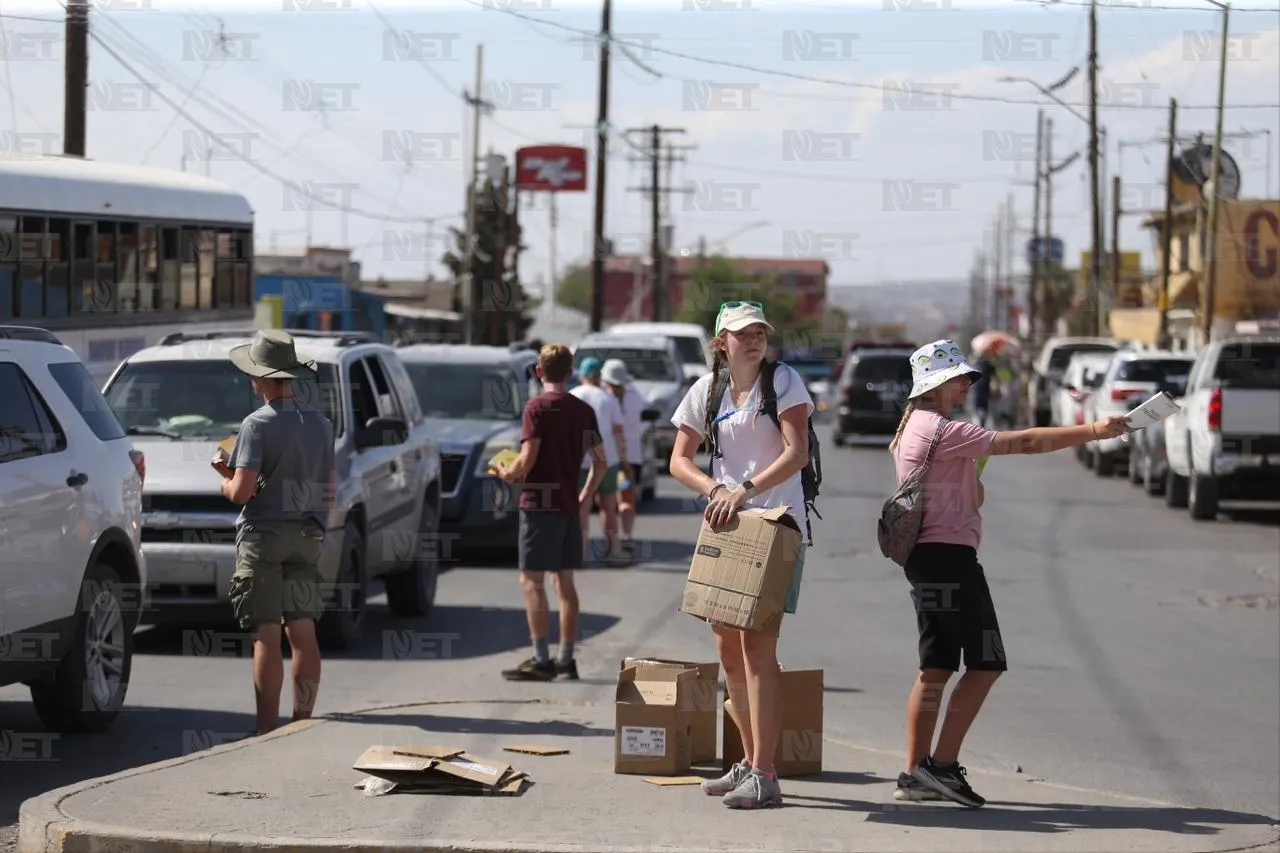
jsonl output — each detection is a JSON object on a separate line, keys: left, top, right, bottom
{"left": 495, "top": 344, "right": 606, "bottom": 681}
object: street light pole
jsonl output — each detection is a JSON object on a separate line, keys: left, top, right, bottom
{"left": 1088, "top": 0, "right": 1105, "bottom": 337}
{"left": 1201, "top": 1, "right": 1230, "bottom": 345}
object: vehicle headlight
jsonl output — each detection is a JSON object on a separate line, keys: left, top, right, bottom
{"left": 475, "top": 437, "right": 520, "bottom": 476}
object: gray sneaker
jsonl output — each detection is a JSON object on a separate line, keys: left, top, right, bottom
{"left": 722, "top": 767, "right": 783, "bottom": 809}
{"left": 701, "top": 760, "right": 751, "bottom": 796}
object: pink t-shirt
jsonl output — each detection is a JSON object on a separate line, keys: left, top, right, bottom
{"left": 892, "top": 410, "right": 997, "bottom": 551}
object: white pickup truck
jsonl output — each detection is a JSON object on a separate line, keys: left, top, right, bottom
{"left": 1163, "top": 336, "right": 1280, "bottom": 520}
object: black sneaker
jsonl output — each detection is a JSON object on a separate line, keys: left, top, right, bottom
{"left": 555, "top": 659, "right": 579, "bottom": 680}
{"left": 893, "top": 771, "right": 944, "bottom": 802}
{"left": 501, "top": 657, "right": 556, "bottom": 681}
{"left": 911, "top": 757, "right": 986, "bottom": 808}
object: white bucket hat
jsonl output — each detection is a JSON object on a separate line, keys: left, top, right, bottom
{"left": 715, "top": 301, "right": 775, "bottom": 334}
{"left": 907, "top": 339, "right": 983, "bottom": 400}
{"left": 601, "top": 358, "right": 632, "bottom": 387}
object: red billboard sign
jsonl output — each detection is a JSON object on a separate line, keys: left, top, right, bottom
{"left": 515, "top": 145, "right": 588, "bottom": 192}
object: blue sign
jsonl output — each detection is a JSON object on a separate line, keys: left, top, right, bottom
{"left": 1027, "top": 236, "right": 1064, "bottom": 265}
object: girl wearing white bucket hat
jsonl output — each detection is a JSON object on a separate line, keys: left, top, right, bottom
{"left": 601, "top": 358, "right": 645, "bottom": 558}
{"left": 886, "top": 340, "right": 1131, "bottom": 808}
{"left": 669, "top": 301, "right": 814, "bottom": 811}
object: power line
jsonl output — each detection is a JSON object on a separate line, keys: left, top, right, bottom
{"left": 1009, "top": 0, "right": 1280, "bottom": 11}
{"left": 462, "top": 0, "right": 1279, "bottom": 111}
{"left": 87, "top": 28, "right": 462, "bottom": 227}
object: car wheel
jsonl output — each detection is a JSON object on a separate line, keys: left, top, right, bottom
{"left": 30, "top": 562, "right": 133, "bottom": 733}
{"left": 832, "top": 432, "right": 845, "bottom": 447}
{"left": 1128, "top": 452, "right": 1143, "bottom": 485}
{"left": 1094, "top": 447, "right": 1114, "bottom": 477}
{"left": 318, "top": 519, "right": 367, "bottom": 651}
{"left": 1166, "top": 469, "right": 1189, "bottom": 508}
{"left": 385, "top": 498, "right": 440, "bottom": 619}
{"left": 1188, "top": 475, "right": 1219, "bottom": 521}
{"left": 1143, "top": 455, "right": 1165, "bottom": 497}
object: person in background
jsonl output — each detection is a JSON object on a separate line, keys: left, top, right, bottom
{"left": 887, "top": 339, "right": 1130, "bottom": 808}
{"left": 494, "top": 344, "right": 606, "bottom": 681}
{"left": 601, "top": 358, "right": 646, "bottom": 561}
{"left": 967, "top": 351, "right": 998, "bottom": 427}
{"left": 669, "top": 302, "right": 814, "bottom": 810}
{"left": 570, "top": 357, "right": 629, "bottom": 565}
{"left": 213, "top": 330, "right": 335, "bottom": 736}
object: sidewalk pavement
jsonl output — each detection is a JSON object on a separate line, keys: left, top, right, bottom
{"left": 19, "top": 699, "right": 1280, "bottom": 853}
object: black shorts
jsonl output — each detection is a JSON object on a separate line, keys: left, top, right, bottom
{"left": 904, "top": 542, "right": 1007, "bottom": 673}
{"left": 518, "top": 510, "right": 583, "bottom": 573}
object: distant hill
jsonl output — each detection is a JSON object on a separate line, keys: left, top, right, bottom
{"left": 830, "top": 280, "right": 972, "bottom": 342}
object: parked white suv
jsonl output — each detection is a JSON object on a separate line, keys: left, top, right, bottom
{"left": 0, "top": 326, "right": 146, "bottom": 732}
{"left": 100, "top": 330, "right": 443, "bottom": 650}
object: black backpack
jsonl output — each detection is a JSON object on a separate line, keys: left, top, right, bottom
{"left": 704, "top": 359, "right": 823, "bottom": 545}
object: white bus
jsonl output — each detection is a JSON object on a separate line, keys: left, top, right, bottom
{"left": 0, "top": 155, "right": 257, "bottom": 383}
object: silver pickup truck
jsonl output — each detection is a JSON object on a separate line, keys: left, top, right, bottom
{"left": 1163, "top": 336, "right": 1280, "bottom": 520}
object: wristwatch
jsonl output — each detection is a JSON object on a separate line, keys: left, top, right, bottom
{"left": 741, "top": 479, "right": 758, "bottom": 498}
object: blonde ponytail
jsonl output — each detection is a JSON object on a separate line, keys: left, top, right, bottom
{"left": 888, "top": 400, "right": 917, "bottom": 454}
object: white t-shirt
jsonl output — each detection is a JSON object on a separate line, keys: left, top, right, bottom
{"left": 615, "top": 386, "right": 646, "bottom": 463}
{"left": 571, "top": 384, "right": 624, "bottom": 468}
{"left": 671, "top": 363, "right": 814, "bottom": 520}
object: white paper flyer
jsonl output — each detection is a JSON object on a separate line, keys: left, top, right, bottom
{"left": 1124, "top": 391, "right": 1182, "bottom": 430}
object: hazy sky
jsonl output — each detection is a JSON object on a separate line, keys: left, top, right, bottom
{"left": 3, "top": 0, "right": 1277, "bottom": 292}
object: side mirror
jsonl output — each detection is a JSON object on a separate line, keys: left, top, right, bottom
{"left": 640, "top": 408, "right": 660, "bottom": 423}
{"left": 355, "top": 416, "right": 408, "bottom": 450}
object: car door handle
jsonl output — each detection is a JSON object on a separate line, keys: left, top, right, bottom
{"left": 389, "top": 460, "right": 398, "bottom": 473}
{"left": 67, "top": 471, "right": 88, "bottom": 488}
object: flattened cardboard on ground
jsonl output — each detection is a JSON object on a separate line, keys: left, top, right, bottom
{"left": 723, "top": 668, "right": 823, "bottom": 777}
{"left": 621, "top": 657, "right": 720, "bottom": 764}
{"left": 614, "top": 661, "right": 695, "bottom": 776}
{"left": 643, "top": 776, "right": 706, "bottom": 786}
{"left": 680, "top": 507, "right": 803, "bottom": 637}
{"left": 504, "top": 745, "right": 570, "bottom": 756}
{"left": 353, "top": 745, "right": 530, "bottom": 795}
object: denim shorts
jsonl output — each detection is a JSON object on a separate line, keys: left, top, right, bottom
{"left": 784, "top": 543, "right": 806, "bottom": 615}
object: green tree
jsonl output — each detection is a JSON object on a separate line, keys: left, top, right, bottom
{"left": 555, "top": 263, "right": 591, "bottom": 314}
{"left": 675, "top": 256, "right": 820, "bottom": 340}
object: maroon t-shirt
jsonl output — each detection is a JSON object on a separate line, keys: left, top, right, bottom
{"left": 520, "top": 390, "right": 602, "bottom": 516}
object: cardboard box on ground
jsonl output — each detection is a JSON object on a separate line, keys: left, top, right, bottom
{"left": 619, "top": 658, "right": 720, "bottom": 764}
{"left": 679, "top": 507, "right": 803, "bottom": 637}
{"left": 723, "top": 668, "right": 824, "bottom": 777}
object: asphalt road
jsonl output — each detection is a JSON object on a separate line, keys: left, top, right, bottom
{"left": 3, "top": 425, "right": 1278, "bottom": 850}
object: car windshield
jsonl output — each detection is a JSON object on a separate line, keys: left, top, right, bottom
{"left": 1216, "top": 342, "right": 1280, "bottom": 388}
{"left": 575, "top": 348, "right": 677, "bottom": 382}
{"left": 1115, "top": 359, "right": 1193, "bottom": 383}
{"left": 670, "top": 336, "right": 707, "bottom": 366}
{"left": 1050, "top": 344, "right": 1117, "bottom": 371}
{"left": 851, "top": 356, "right": 913, "bottom": 383}
{"left": 403, "top": 362, "right": 523, "bottom": 420}
{"left": 104, "top": 360, "right": 341, "bottom": 438}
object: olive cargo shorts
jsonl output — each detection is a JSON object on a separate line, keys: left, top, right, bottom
{"left": 229, "top": 521, "right": 326, "bottom": 629}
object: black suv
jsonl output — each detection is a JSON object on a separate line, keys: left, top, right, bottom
{"left": 833, "top": 347, "right": 915, "bottom": 445}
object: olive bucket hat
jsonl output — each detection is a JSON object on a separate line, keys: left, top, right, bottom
{"left": 229, "top": 329, "right": 317, "bottom": 380}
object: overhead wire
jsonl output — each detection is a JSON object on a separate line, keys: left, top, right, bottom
{"left": 461, "top": 0, "right": 1279, "bottom": 110}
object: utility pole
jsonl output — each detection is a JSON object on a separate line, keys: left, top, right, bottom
{"left": 1044, "top": 118, "right": 1055, "bottom": 337}
{"left": 1110, "top": 175, "right": 1121, "bottom": 308}
{"left": 1157, "top": 98, "right": 1177, "bottom": 350}
{"left": 991, "top": 204, "right": 1002, "bottom": 332}
{"left": 64, "top": 0, "right": 88, "bottom": 157}
{"left": 1030, "top": 110, "right": 1044, "bottom": 341}
{"left": 1005, "top": 192, "right": 1015, "bottom": 332}
{"left": 625, "top": 125, "right": 690, "bottom": 322}
{"left": 589, "top": 0, "right": 612, "bottom": 333}
{"left": 1087, "top": 0, "right": 1105, "bottom": 337}
{"left": 462, "top": 45, "right": 491, "bottom": 345}
{"left": 1201, "top": 2, "right": 1230, "bottom": 345}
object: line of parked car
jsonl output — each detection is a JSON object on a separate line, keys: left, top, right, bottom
{"left": 0, "top": 320, "right": 711, "bottom": 734}
{"left": 1040, "top": 334, "right": 1280, "bottom": 521}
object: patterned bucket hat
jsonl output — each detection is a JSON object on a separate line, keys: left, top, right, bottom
{"left": 907, "top": 339, "right": 983, "bottom": 400}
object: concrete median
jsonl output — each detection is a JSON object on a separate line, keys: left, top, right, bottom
{"left": 18, "top": 698, "right": 1280, "bottom": 853}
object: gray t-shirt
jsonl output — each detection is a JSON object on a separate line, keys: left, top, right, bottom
{"left": 230, "top": 396, "right": 335, "bottom": 531}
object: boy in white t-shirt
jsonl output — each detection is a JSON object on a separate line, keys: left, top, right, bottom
{"left": 570, "top": 358, "right": 628, "bottom": 565}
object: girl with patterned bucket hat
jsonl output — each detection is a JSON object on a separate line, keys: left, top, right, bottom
{"left": 883, "top": 339, "right": 1131, "bottom": 808}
